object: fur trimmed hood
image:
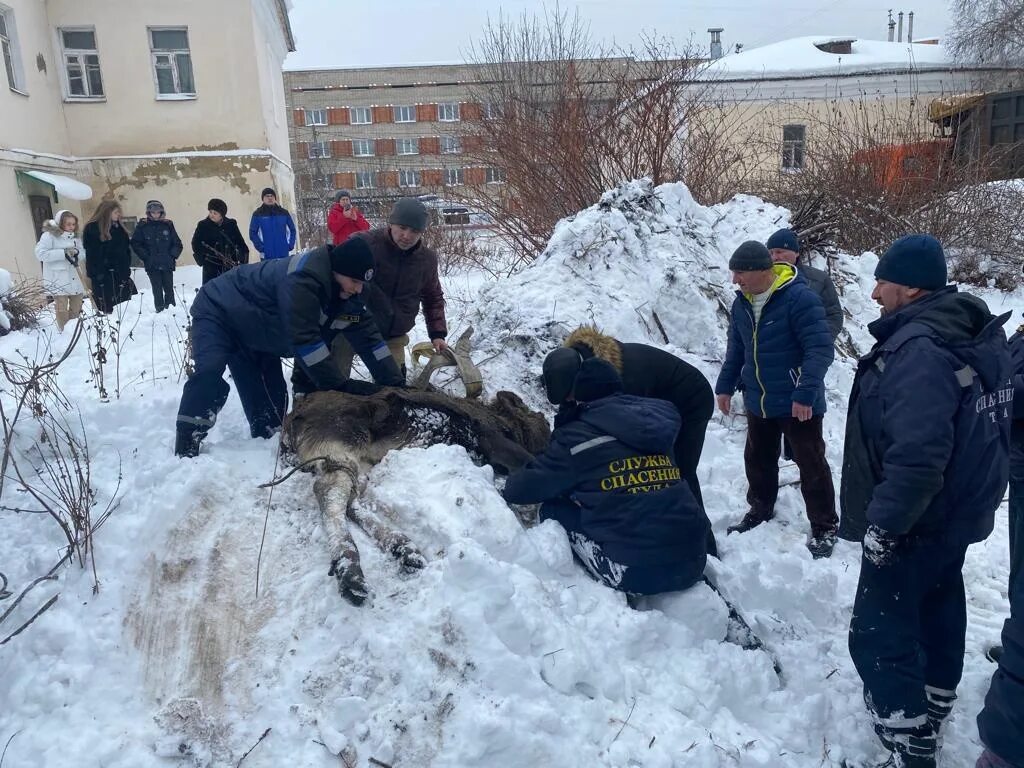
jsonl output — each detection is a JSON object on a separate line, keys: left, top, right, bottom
{"left": 564, "top": 325, "right": 624, "bottom": 372}
{"left": 41, "top": 209, "right": 76, "bottom": 237}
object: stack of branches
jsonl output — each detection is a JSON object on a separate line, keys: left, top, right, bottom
{"left": 783, "top": 193, "right": 841, "bottom": 260}
{"left": 458, "top": 6, "right": 760, "bottom": 267}
{"left": 756, "top": 94, "right": 1024, "bottom": 288}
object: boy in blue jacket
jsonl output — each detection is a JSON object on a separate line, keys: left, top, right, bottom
{"left": 249, "top": 187, "right": 297, "bottom": 260}
{"left": 503, "top": 356, "right": 711, "bottom": 595}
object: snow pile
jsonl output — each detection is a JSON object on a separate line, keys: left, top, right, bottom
{"left": 0, "top": 268, "right": 12, "bottom": 332}
{"left": 0, "top": 182, "right": 1018, "bottom": 767}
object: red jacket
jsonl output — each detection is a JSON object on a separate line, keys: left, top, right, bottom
{"left": 327, "top": 203, "right": 370, "bottom": 244}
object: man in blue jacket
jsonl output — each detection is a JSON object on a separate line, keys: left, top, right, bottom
{"left": 503, "top": 356, "right": 711, "bottom": 595}
{"left": 975, "top": 322, "right": 1024, "bottom": 768}
{"left": 249, "top": 187, "right": 297, "bottom": 260}
{"left": 714, "top": 241, "right": 837, "bottom": 557}
{"left": 840, "top": 235, "right": 1012, "bottom": 768}
{"left": 174, "top": 238, "right": 403, "bottom": 458}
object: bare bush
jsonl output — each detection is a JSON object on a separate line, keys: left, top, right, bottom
{"left": 424, "top": 226, "right": 521, "bottom": 278}
{"left": 1, "top": 279, "right": 48, "bottom": 332}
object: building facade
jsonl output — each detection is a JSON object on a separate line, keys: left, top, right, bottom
{"left": 0, "top": 0, "right": 295, "bottom": 282}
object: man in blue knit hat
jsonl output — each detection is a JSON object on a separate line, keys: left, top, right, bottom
{"left": 766, "top": 228, "right": 843, "bottom": 341}
{"left": 841, "top": 234, "right": 1012, "bottom": 767}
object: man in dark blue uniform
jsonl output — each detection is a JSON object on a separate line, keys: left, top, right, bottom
{"left": 840, "top": 234, "right": 1012, "bottom": 768}
{"left": 503, "top": 356, "right": 711, "bottom": 595}
{"left": 174, "top": 238, "right": 403, "bottom": 457}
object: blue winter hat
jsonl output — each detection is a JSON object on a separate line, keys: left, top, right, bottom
{"left": 875, "top": 234, "right": 947, "bottom": 291}
{"left": 572, "top": 358, "right": 623, "bottom": 403}
{"left": 766, "top": 228, "right": 799, "bottom": 253}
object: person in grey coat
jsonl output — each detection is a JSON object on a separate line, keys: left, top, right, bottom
{"left": 767, "top": 229, "right": 843, "bottom": 341}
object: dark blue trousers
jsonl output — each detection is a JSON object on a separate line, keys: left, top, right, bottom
{"left": 541, "top": 501, "right": 703, "bottom": 596}
{"left": 849, "top": 539, "right": 968, "bottom": 754}
{"left": 177, "top": 311, "right": 288, "bottom": 444}
{"left": 1011, "top": 479, "right": 1024, "bottom": 606}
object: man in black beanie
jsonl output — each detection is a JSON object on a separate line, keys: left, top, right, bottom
{"left": 841, "top": 234, "right": 1013, "bottom": 768}
{"left": 174, "top": 238, "right": 403, "bottom": 457}
{"left": 715, "top": 240, "right": 838, "bottom": 557}
{"left": 505, "top": 357, "right": 711, "bottom": 596}
{"left": 249, "top": 187, "right": 297, "bottom": 260}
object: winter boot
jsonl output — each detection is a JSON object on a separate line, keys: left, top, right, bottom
{"left": 869, "top": 721, "right": 937, "bottom": 768}
{"left": 174, "top": 427, "right": 203, "bottom": 458}
{"left": 985, "top": 645, "right": 1003, "bottom": 664}
{"left": 807, "top": 528, "right": 838, "bottom": 559}
{"left": 925, "top": 685, "right": 956, "bottom": 750}
{"left": 727, "top": 507, "right": 774, "bottom": 534}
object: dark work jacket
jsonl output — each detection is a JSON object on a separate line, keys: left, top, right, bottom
{"left": 191, "top": 217, "right": 250, "bottom": 284}
{"left": 130, "top": 218, "right": 183, "bottom": 272}
{"left": 357, "top": 228, "right": 447, "bottom": 340}
{"left": 83, "top": 220, "right": 132, "bottom": 312}
{"left": 503, "top": 393, "right": 709, "bottom": 581}
{"left": 799, "top": 262, "right": 844, "bottom": 341}
{"left": 715, "top": 263, "right": 835, "bottom": 418}
{"left": 839, "top": 287, "right": 1012, "bottom": 544}
{"left": 1009, "top": 327, "right": 1024, "bottom": 480}
{"left": 249, "top": 203, "right": 296, "bottom": 260}
{"left": 191, "top": 246, "right": 403, "bottom": 390}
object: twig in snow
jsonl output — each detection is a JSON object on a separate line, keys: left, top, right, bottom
{"left": 257, "top": 456, "right": 333, "bottom": 488}
{"left": 0, "top": 594, "right": 58, "bottom": 645}
{"left": 369, "top": 759, "right": 394, "bottom": 768}
{"left": 611, "top": 697, "right": 637, "bottom": 745}
{"left": 651, "top": 311, "right": 670, "bottom": 344}
{"left": 0, "top": 730, "right": 22, "bottom": 768}
{"left": 236, "top": 727, "right": 271, "bottom": 767}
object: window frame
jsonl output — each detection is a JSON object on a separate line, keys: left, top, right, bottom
{"left": 440, "top": 135, "right": 462, "bottom": 154}
{"left": 148, "top": 26, "right": 196, "bottom": 100}
{"left": 0, "top": 6, "right": 26, "bottom": 94}
{"left": 58, "top": 26, "right": 105, "bottom": 100}
{"left": 393, "top": 105, "right": 416, "bottom": 123}
{"left": 485, "top": 167, "right": 507, "bottom": 184}
{"left": 308, "top": 140, "right": 330, "bottom": 159}
{"left": 398, "top": 169, "right": 421, "bottom": 188}
{"left": 445, "top": 167, "right": 464, "bottom": 186}
{"left": 781, "top": 123, "right": 806, "bottom": 171}
{"left": 396, "top": 137, "right": 420, "bottom": 156}
{"left": 355, "top": 170, "right": 375, "bottom": 189}
{"left": 352, "top": 138, "right": 375, "bottom": 157}
{"left": 437, "top": 102, "right": 461, "bottom": 122}
{"left": 304, "top": 108, "right": 327, "bottom": 126}
{"left": 350, "top": 106, "right": 372, "bottom": 125}
{"left": 482, "top": 102, "right": 499, "bottom": 120}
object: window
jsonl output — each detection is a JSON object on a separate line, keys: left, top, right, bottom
{"left": 350, "top": 106, "right": 371, "bottom": 125}
{"left": 445, "top": 167, "right": 464, "bottom": 186}
{"left": 485, "top": 167, "right": 506, "bottom": 184}
{"left": 396, "top": 138, "right": 419, "bottom": 155}
{"left": 59, "top": 28, "right": 104, "bottom": 99}
{"left": 399, "top": 169, "right": 421, "bottom": 188}
{"left": 440, "top": 135, "right": 462, "bottom": 154}
{"left": 482, "top": 102, "right": 499, "bottom": 120}
{"left": 355, "top": 170, "right": 374, "bottom": 189}
{"left": 353, "top": 139, "right": 375, "bottom": 157}
{"left": 438, "top": 102, "right": 460, "bottom": 122}
{"left": 781, "top": 124, "right": 806, "bottom": 170}
{"left": 393, "top": 105, "right": 416, "bottom": 123}
{"left": 0, "top": 7, "right": 25, "bottom": 93}
{"left": 308, "top": 140, "right": 330, "bottom": 159}
{"left": 149, "top": 27, "right": 195, "bottom": 97}
{"left": 304, "top": 108, "right": 327, "bottom": 126}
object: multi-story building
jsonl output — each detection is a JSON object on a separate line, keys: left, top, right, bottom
{"left": 0, "top": 0, "right": 295, "bottom": 281}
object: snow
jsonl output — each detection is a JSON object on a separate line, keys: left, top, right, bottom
{"left": 702, "top": 36, "right": 964, "bottom": 81}
{"left": 0, "top": 180, "right": 1018, "bottom": 767}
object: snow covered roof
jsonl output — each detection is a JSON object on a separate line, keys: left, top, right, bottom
{"left": 701, "top": 36, "right": 971, "bottom": 81}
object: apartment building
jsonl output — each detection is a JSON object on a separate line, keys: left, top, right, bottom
{"left": 0, "top": 0, "right": 295, "bottom": 281}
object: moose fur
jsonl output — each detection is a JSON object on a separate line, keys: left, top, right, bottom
{"left": 282, "top": 387, "right": 550, "bottom": 605}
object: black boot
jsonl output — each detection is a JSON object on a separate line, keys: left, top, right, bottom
{"left": 174, "top": 427, "right": 203, "bottom": 458}
{"left": 727, "top": 507, "right": 774, "bottom": 534}
{"left": 986, "top": 645, "right": 1004, "bottom": 663}
{"left": 807, "top": 528, "right": 838, "bottom": 559}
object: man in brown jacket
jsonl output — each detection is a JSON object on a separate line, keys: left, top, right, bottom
{"left": 332, "top": 197, "right": 448, "bottom": 380}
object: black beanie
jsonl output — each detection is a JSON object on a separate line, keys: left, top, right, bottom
{"left": 542, "top": 347, "right": 583, "bottom": 404}
{"left": 388, "top": 197, "right": 429, "bottom": 231}
{"left": 573, "top": 358, "right": 624, "bottom": 403}
{"left": 261, "top": 187, "right": 276, "bottom": 199}
{"left": 207, "top": 198, "right": 228, "bottom": 216}
{"left": 874, "top": 234, "right": 947, "bottom": 290}
{"left": 728, "top": 241, "right": 774, "bottom": 271}
{"left": 329, "top": 238, "right": 375, "bottom": 281}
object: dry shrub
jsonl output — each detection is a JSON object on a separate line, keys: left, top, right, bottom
{"left": 424, "top": 226, "right": 520, "bottom": 277}
{"left": 2, "top": 279, "right": 48, "bottom": 331}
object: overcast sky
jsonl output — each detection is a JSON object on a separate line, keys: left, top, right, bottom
{"left": 283, "top": 0, "right": 953, "bottom": 70}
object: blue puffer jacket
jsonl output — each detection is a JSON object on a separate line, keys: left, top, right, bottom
{"left": 503, "top": 393, "right": 710, "bottom": 579}
{"left": 192, "top": 246, "right": 403, "bottom": 389}
{"left": 1009, "top": 326, "right": 1024, "bottom": 480}
{"left": 715, "top": 263, "right": 834, "bottom": 418}
{"left": 839, "top": 287, "right": 1012, "bottom": 543}
{"left": 249, "top": 204, "right": 297, "bottom": 260}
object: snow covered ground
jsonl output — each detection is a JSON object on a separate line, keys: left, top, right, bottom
{"left": 0, "top": 181, "right": 1019, "bottom": 767}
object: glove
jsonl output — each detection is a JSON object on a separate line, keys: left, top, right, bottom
{"left": 336, "top": 379, "right": 382, "bottom": 397}
{"left": 863, "top": 524, "right": 899, "bottom": 567}
{"left": 64, "top": 248, "right": 79, "bottom": 266}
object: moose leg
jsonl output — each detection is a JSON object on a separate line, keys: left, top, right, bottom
{"left": 347, "top": 504, "right": 427, "bottom": 572}
{"left": 314, "top": 469, "right": 368, "bottom": 605}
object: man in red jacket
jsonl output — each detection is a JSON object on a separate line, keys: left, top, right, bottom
{"left": 327, "top": 189, "right": 370, "bottom": 245}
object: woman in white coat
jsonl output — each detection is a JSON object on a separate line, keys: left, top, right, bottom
{"left": 35, "top": 209, "right": 87, "bottom": 331}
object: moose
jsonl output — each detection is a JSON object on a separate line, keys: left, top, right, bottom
{"left": 282, "top": 386, "right": 550, "bottom": 605}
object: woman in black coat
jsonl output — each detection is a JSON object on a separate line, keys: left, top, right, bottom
{"left": 191, "top": 198, "right": 250, "bottom": 284}
{"left": 82, "top": 200, "right": 133, "bottom": 314}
